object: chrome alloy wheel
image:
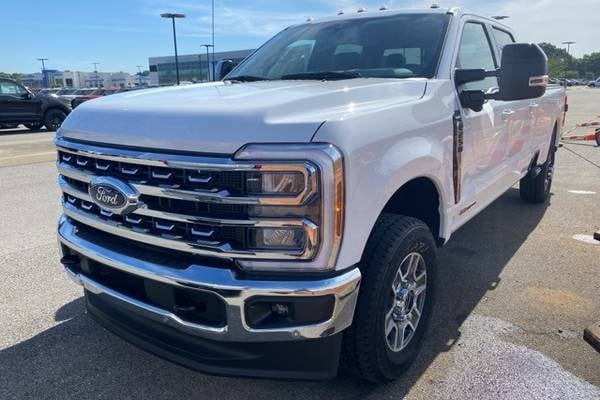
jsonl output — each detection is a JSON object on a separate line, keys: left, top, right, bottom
{"left": 384, "top": 252, "right": 427, "bottom": 352}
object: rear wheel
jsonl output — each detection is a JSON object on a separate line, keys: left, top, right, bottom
{"left": 520, "top": 131, "right": 557, "bottom": 204}
{"left": 43, "top": 109, "right": 67, "bottom": 131}
{"left": 342, "top": 214, "right": 436, "bottom": 383}
{"left": 24, "top": 122, "right": 43, "bottom": 130}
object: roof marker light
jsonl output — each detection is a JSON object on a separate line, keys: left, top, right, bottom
{"left": 357, "top": 7, "right": 366, "bottom": 13}
{"left": 379, "top": 5, "right": 388, "bottom": 11}
{"left": 430, "top": 3, "right": 440, "bottom": 8}
{"left": 306, "top": 16, "right": 314, "bottom": 22}
{"left": 337, "top": 9, "right": 344, "bottom": 15}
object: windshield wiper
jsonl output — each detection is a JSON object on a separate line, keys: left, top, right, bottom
{"left": 224, "top": 75, "right": 271, "bottom": 82}
{"left": 280, "top": 71, "right": 362, "bottom": 81}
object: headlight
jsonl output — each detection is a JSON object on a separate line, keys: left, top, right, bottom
{"left": 234, "top": 143, "right": 344, "bottom": 272}
{"left": 246, "top": 171, "right": 305, "bottom": 195}
{"left": 250, "top": 227, "right": 306, "bottom": 250}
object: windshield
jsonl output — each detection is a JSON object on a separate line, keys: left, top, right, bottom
{"left": 227, "top": 13, "right": 450, "bottom": 81}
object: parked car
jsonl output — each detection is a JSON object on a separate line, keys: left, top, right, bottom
{"left": 59, "top": 87, "right": 98, "bottom": 102}
{"left": 589, "top": 78, "right": 600, "bottom": 87}
{"left": 0, "top": 78, "right": 71, "bottom": 130}
{"left": 71, "top": 88, "right": 118, "bottom": 108}
{"left": 37, "top": 88, "right": 62, "bottom": 96}
{"left": 55, "top": 7, "right": 566, "bottom": 383}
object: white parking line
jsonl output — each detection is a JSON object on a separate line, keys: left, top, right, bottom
{"left": 0, "top": 151, "right": 56, "bottom": 161}
{"left": 568, "top": 190, "right": 597, "bottom": 195}
{"left": 0, "top": 137, "right": 54, "bottom": 146}
{"left": 572, "top": 234, "right": 600, "bottom": 245}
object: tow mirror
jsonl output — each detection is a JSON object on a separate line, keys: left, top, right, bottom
{"left": 220, "top": 60, "right": 235, "bottom": 80}
{"left": 498, "top": 43, "right": 548, "bottom": 101}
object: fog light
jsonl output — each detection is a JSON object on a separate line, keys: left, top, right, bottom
{"left": 245, "top": 296, "right": 335, "bottom": 329}
{"left": 271, "top": 303, "right": 289, "bottom": 316}
{"left": 246, "top": 172, "right": 305, "bottom": 195}
{"left": 251, "top": 228, "right": 305, "bottom": 250}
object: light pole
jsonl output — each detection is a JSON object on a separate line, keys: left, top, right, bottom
{"left": 93, "top": 62, "right": 100, "bottom": 88}
{"left": 37, "top": 58, "right": 48, "bottom": 88}
{"left": 562, "top": 41, "right": 576, "bottom": 56}
{"left": 211, "top": 0, "right": 215, "bottom": 81}
{"left": 201, "top": 44, "right": 214, "bottom": 82}
{"left": 161, "top": 12, "right": 186, "bottom": 85}
{"left": 136, "top": 65, "right": 143, "bottom": 85}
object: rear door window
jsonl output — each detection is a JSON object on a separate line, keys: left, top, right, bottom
{"left": 492, "top": 27, "right": 515, "bottom": 55}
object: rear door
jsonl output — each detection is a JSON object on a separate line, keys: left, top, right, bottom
{"left": 489, "top": 26, "right": 534, "bottom": 180}
{"left": 454, "top": 21, "right": 512, "bottom": 213}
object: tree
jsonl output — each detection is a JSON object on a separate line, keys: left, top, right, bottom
{"left": 579, "top": 52, "right": 600, "bottom": 79}
{"left": 563, "top": 70, "right": 579, "bottom": 79}
{"left": 548, "top": 58, "right": 566, "bottom": 78}
{"left": 0, "top": 72, "right": 21, "bottom": 81}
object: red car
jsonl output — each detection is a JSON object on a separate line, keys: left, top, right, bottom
{"left": 71, "top": 88, "right": 118, "bottom": 108}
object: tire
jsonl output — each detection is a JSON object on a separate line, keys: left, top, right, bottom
{"left": 520, "top": 130, "right": 557, "bottom": 204}
{"left": 43, "top": 109, "right": 67, "bottom": 131}
{"left": 342, "top": 214, "right": 437, "bottom": 383}
{"left": 24, "top": 122, "right": 43, "bottom": 130}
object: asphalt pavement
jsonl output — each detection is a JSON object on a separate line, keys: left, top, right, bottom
{"left": 0, "top": 88, "right": 599, "bottom": 400}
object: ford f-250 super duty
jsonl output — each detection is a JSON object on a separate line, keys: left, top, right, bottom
{"left": 55, "top": 7, "right": 567, "bottom": 382}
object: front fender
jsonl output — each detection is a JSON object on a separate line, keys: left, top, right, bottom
{"left": 315, "top": 130, "right": 453, "bottom": 270}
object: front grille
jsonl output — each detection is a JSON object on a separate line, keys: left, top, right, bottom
{"left": 56, "top": 138, "right": 319, "bottom": 263}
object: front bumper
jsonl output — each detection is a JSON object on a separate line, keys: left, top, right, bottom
{"left": 58, "top": 216, "right": 361, "bottom": 378}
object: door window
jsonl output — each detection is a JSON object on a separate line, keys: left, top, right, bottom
{"left": 456, "top": 22, "right": 498, "bottom": 92}
{"left": 492, "top": 28, "right": 515, "bottom": 55}
{"left": 0, "top": 81, "right": 26, "bottom": 95}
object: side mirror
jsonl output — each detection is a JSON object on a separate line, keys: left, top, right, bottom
{"left": 220, "top": 60, "right": 235, "bottom": 80}
{"left": 21, "top": 92, "right": 32, "bottom": 100}
{"left": 498, "top": 43, "right": 548, "bottom": 101}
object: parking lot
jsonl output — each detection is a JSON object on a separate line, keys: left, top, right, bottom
{"left": 0, "top": 87, "right": 598, "bottom": 399}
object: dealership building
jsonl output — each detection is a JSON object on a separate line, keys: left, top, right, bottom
{"left": 148, "top": 49, "right": 254, "bottom": 86}
{"left": 21, "top": 71, "right": 138, "bottom": 89}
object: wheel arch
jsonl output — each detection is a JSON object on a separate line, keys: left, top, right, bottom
{"left": 378, "top": 176, "right": 445, "bottom": 246}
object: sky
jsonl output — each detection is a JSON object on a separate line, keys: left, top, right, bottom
{"left": 3, "top": 0, "right": 599, "bottom": 74}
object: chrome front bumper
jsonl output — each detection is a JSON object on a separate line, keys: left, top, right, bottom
{"left": 58, "top": 216, "right": 361, "bottom": 342}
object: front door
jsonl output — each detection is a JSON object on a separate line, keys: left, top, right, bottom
{"left": 453, "top": 21, "right": 513, "bottom": 223}
{"left": 0, "top": 80, "right": 40, "bottom": 122}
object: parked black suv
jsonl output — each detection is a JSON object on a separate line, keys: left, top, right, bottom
{"left": 0, "top": 78, "right": 71, "bottom": 131}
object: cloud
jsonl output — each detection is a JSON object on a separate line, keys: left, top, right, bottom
{"left": 140, "top": 0, "right": 599, "bottom": 56}
{"left": 140, "top": 0, "right": 312, "bottom": 39}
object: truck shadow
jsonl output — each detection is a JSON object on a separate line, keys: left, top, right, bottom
{"left": 0, "top": 188, "right": 548, "bottom": 399}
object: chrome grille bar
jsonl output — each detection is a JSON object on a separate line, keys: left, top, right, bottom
{"left": 59, "top": 176, "right": 307, "bottom": 228}
{"left": 63, "top": 202, "right": 316, "bottom": 260}
{"left": 57, "top": 161, "right": 317, "bottom": 206}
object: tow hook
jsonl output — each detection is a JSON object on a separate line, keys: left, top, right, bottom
{"left": 60, "top": 255, "right": 80, "bottom": 268}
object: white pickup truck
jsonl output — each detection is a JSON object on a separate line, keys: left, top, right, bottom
{"left": 55, "top": 6, "right": 567, "bottom": 382}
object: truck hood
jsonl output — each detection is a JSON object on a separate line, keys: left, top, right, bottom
{"left": 59, "top": 79, "right": 426, "bottom": 154}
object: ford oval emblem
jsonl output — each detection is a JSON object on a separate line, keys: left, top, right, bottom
{"left": 88, "top": 176, "right": 141, "bottom": 215}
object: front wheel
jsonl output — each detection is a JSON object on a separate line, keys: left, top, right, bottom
{"left": 342, "top": 214, "right": 436, "bottom": 383}
{"left": 43, "top": 109, "right": 67, "bottom": 131}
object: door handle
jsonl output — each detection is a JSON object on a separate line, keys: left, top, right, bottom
{"left": 501, "top": 109, "right": 515, "bottom": 121}
{"left": 528, "top": 102, "right": 539, "bottom": 109}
